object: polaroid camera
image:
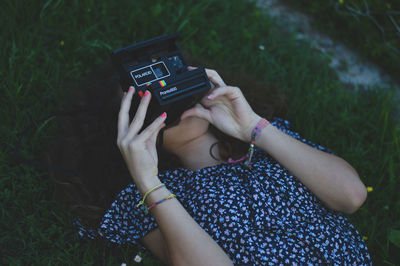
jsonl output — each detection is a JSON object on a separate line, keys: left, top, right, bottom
{"left": 111, "top": 33, "right": 212, "bottom": 132}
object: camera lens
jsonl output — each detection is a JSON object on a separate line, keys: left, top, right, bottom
{"left": 167, "top": 55, "right": 184, "bottom": 72}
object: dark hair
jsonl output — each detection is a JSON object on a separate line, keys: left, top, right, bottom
{"left": 45, "top": 59, "right": 287, "bottom": 229}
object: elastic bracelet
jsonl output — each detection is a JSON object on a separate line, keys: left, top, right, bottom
{"left": 136, "top": 183, "right": 165, "bottom": 209}
{"left": 146, "top": 194, "right": 176, "bottom": 213}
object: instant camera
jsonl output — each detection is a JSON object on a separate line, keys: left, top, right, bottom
{"left": 111, "top": 33, "right": 212, "bottom": 130}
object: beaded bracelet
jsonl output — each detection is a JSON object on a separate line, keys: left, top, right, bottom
{"left": 146, "top": 194, "right": 176, "bottom": 213}
{"left": 228, "top": 118, "right": 270, "bottom": 169}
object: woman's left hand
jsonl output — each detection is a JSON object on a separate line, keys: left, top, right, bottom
{"left": 180, "top": 68, "right": 262, "bottom": 143}
{"left": 117, "top": 86, "right": 167, "bottom": 184}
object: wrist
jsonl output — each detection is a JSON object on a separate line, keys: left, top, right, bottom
{"left": 242, "top": 113, "right": 263, "bottom": 143}
{"left": 254, "top": 121, "right": 274, "bottom": 148}
{"left": 144, "top": 186, "right": 172, "bottom": 207}
{"left": 135, "top": 175, "right": 163, "bottom": 198}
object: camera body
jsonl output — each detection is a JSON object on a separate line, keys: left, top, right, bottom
{"left": 111, "top": 33, "right": 212, "bottom": 130}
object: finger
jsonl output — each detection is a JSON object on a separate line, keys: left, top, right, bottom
{"left": 207, "top": 86, "right": 241, "bottom": 101}
{"left": 150, "top": 122, "right": 166, "bottom": 147}
{"left": 124, "top": 89, "right": 152, "bottom": 141}
{"left": 118, "top": 86, "right": 135, "bottom": 140}
{"left": 205, "top": 68, "right": 226, "bottom": 87}
{"left": 147, "top": 122, "right": 166, "bottom": 162}
{"left": 199, "top": 93, "right": 217, "bottom": 108}
{"left": 180, "top": 103, "right": 212, "bottom": 122}
{"left": 187, "top": 66, "right": 197, "bottom": 71}
{"left": 136, "top": 112, "right": 168, "bottom": 143}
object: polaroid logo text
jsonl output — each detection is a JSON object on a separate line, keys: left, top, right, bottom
{"left": 160, "top": 87, "right": 177, "bottom": 95}
{"left": 134, "top": 71, "right": 153, "bottom": 79}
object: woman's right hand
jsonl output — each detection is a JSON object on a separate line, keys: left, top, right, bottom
{"left": 180, "top": 68, "right": 263, "bottom": 143}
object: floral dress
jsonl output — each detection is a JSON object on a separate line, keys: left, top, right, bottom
{"left": 74, "top": 117, "right": 372, "bottom": 265}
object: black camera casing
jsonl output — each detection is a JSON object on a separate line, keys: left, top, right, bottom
{"left": 111, "top": 33, "right": 212, "bottom": 130}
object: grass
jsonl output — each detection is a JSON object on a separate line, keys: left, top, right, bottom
{"left": 1, "top": 0, "right": 399, "bottom": 264}
{"left": 282, "top": 0, "right": 400, "bottom": 84}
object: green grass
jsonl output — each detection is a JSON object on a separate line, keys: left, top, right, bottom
{"left": 282, "top": 0, "right": 400, "bottom": 84}
{"left": 1, "top": 0, "right": 399, "bottom": 265}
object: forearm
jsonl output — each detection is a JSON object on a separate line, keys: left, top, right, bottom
{"left": 136, "top": 177, "right": 233, "bottom": 266}
{"left": 252, "top": 116, "right": 367, "bottom": 214}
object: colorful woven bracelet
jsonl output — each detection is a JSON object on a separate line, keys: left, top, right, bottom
{"left": 146, "top": 194, "right": 176, "bottom": 213}
{"left": 243, "top": 118, "right": 270, "bottom": 169}
{"left": 227, "top": 118, "right": 270, "bottom": 166}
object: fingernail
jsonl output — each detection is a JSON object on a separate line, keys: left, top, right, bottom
{"left": 129, "top": 86, "right": 134, "bottom": 92}
{"left": 138, "top": 91, "right": 144, "bottom": 98}
{"left": 144, "top": 90, "right": 149, "bottom": 97}
{"left": 161, "top": 112, "right": 167, "bottom": 118}
{"left": 207, "top": 93, "right": 214, "bottom": 99}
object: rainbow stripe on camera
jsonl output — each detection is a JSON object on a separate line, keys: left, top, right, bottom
{"left": 159, "top": 80, "right": 166, "bottom": 87}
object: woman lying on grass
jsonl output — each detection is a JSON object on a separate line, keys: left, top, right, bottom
{"left": 49, "top": 64, "right": 372, "bottom": 265}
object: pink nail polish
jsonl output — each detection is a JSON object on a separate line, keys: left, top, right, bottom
{"left": 138, "top": 91, "right": 144, "bottom": 98}
{"left": 161, "top": 112, "right": 166, "bottom": 118}
{"left": 144, "top": 90, "right": 149, "bottom": 97}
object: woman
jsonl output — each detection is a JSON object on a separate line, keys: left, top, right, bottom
{"left": 52, "top": 64, "right": 372, "bottom": 264}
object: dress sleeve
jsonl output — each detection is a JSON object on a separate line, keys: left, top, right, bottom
{"left": 72, "top": 217, "right": 100, "bottom": 240}
{"left": 268, "top": 117, "right": 334, "bottom": 154}
{"left": 97, "top": 182, "right": 159, "bottom": 246}
{"left": 248, "top": 117, "right": 334, "bottom": 165}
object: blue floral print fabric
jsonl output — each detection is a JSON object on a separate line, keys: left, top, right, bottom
{"left": 73, "top": 117, "right": 372, "bottom": 265}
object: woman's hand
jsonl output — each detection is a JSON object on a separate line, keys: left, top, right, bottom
{"left": 117, "top": 86, "right": 167, "bottom": 183}
{"left": 180, "top": 68, "right": 262, "bottom": 143}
